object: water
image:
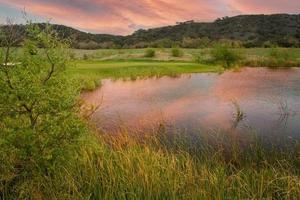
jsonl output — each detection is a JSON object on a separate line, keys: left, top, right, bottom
{"left": 83, "top": 67, "right": 300, "bottom": 138}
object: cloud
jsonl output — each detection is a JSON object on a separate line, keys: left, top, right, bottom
{"left": 228, "top": 0, "right": 300, "bottom": 14}
{"left": 0, "top": 0, "right": 299, "bottom": 35}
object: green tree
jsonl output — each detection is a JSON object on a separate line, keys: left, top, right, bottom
{"left": 0, "top": 22, "right": 85, "bottom": 198}
{"left": 211, "top": 44, "right": 242, "bottom": 68}
{"left": 144, "top": 48, "right": 156, "bottom": 58}
{"left": 171, "top": 48, "right": 183, "bottom": 57}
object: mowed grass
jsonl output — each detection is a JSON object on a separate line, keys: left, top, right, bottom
{"left": 69, "top": 60, "right": 221, "bottom": 79}
{"left": 67, "top": 60, "right": 222, "bottom": 90}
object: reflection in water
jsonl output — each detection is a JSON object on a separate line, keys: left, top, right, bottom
{"left": 82, "top": 67, "right": 300, "bottom": 138}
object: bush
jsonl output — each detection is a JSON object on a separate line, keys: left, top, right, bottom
{"left": 171, "top": 48, "right": 183, "bottom": 57}
{"left": 211, "top": 44, "right": 242, "bottom": 68}
{"left": 0, "top": 23, "right": 86, "bottom": 198}
{"left": 81, "top": 78, "right": 102, "bottom": 91}
{"left": 83, "top": 53, "right": 91, "bottom": 60}
{"left": 144, "top": 48, "right": 156, "bottom": 58}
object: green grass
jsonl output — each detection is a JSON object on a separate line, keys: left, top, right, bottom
{"left": 69, "top": 60, "right": 221, "bottom": 79}
{"left": 67, "top": 60, "right": 222, "bottom": 90}
{"left": 9, "top": 131, "right": 300, "bottom": 199}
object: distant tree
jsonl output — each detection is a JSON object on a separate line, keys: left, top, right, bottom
{"left": 171, "top": 48, "right": 184, "bottom": 57}
{"left": 182, "top": 37, "right": 211, "bottom": 48}
{"left": 211, "top": 44, "right": 242, "bottom": 68}
{"left": 144, "top": 48, "right": 156, "bottom": 58}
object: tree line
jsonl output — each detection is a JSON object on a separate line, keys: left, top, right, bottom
{"left": 1, "top": 14, "right": 300, "bottom": 49}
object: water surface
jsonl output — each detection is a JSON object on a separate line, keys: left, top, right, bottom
{"left": 83, "top": 68, "right": 300, "bottom": 138}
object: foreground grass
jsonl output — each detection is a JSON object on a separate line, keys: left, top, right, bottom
{"left": 6, "top": 131, "right": 300, "bottom": 199}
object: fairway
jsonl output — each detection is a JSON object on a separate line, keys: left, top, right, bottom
{"left": 69, "top": 60, "right": 222, "bottom": 79}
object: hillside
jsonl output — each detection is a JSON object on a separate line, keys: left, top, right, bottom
{"left": 128, "top": 14, "right": 300, "bottom": 48}
{"left": 1, "top": 14, "right": 300, "bottom": 48}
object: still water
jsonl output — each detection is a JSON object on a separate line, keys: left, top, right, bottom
{"left": 83, "top": 68, "right": 300, "bottom": 138}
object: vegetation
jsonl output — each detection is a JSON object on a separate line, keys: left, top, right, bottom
{"left": 242, "top": 48, "right": 300, "bottom": 68}
{"left": 2, "top": 14, "right": 300, "bottom": 49}
{"left": 0, "top": 23, "right": 87, "bottom": 199}
{"left": 171, "top": 48, "right": 184, "bottom": 57}
{"left": 144, "top": 48, "right": 156, "bottom": 58}
{"left": 210, "top": 45, "right": 242, "bottom": 68}
{"left": 68, "top": 60, "right": 222, "bottom": 91}
{"left": 66, "top": 132, "right": 300, "bottom": 200}
{"left": 66, "top": 47, "right": 300, "bottom": 91}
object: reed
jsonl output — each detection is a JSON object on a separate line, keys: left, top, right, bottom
{"left": 3, "top": 130, "right": 300, "bottom": 200}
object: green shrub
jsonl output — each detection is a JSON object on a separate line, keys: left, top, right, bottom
{"left": 171, "top": 48, "right": 183, "bottom": 57}
{"left": 144, "top": 48, "right": 156, "bottom": 58}
{"left": 81, "top": 78, "right": 102, "bottom": 91}
{"left": 211, "top": 44, "right": 242, "bottom": 68}
{"left": 83, "top": 53, "right": 91, "bottom": 60}
{"left": 0, "top": 23, "right": 86, "bottom": 199}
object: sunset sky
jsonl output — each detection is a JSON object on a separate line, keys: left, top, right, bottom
{"left": 0, "top": 0, "right": 299, "bottom": 35}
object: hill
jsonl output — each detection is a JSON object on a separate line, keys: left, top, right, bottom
{"left": 1, "top": 14, "right": 300, "bottom": 48}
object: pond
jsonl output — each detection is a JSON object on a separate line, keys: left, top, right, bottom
{"left": 82, "top": 67, "right": 300, "bottom": 138}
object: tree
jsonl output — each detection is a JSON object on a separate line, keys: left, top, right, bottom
{"left": 0, "top": 22, "right": 85, "bottom": 198}
{"left": 211, "top": 44, "right": 242, "bottom": 68}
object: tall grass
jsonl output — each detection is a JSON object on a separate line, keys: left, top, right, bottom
{"left": 3, "top": 129, "right": 300, "bottom": 199}
{"left": 243, "top": 48, "right": 300, "bottom": 68}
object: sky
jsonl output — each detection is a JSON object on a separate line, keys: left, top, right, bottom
{"left": 0, "top": 0, "right": 299, "bottom": 35}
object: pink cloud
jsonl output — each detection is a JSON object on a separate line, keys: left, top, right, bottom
{"left": 228, "top": 0, "right": 300, "bottom": 14}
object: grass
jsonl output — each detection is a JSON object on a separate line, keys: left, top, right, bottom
{"left": 7, "top": 130, "right": 300, "bottom": 199}
{"left": 69, "top": 60, "right": 222, "bottom": 79}
{"left": 67, "top": 60, "right": 222, "bottom": 90}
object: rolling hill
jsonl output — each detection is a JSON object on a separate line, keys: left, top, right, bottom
{"left": 1, "top": 14, "right": 300, "bottom": 48}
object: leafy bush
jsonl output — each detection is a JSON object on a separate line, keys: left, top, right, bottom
{"left": 144, "top": 48, "right": 156, "bottom": 58}
{"left": 211, "top": 44, "right": 242, "bottom": 68}
{"left": 171, "top": 48, "right": 183, "bottom": 57}
{"left": 81, "top": 78, "right": 102, "bottom": 91}
{"left": 83, "top": 53, "right": 91, "bottom": 60}
{"left": 0, "top": 23, "right": 86, "bottom": 198}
